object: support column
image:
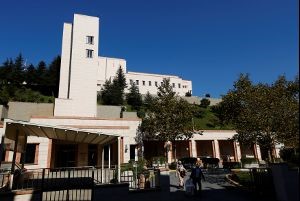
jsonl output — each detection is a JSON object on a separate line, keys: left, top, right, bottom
{"left": 108, "top": 144, "right": 111, "bottom": 169}
{"left": 255, "top": 144, "right": 262, "bottom": 161}
{"left": 21, "top": 134, "right": 28, "bottom": 169}
{"left": 117, "top": 137, "right": 121, "bottom": 183}
{"left": 10, "top": 129, "right": 19, "bottom": 190}
{"left": 235, "top": 142, "right": 242, "bottom": 162}
{"left": 213, "top": 139, "right": 220, "bottom": 160}
{"left": 101, "top": 146, "right": 104, "bottom": 183}
{"left": 191, "top": 140, "right": 197, "bottom": 157}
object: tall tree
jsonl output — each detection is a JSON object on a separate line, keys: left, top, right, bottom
{"left": 219, "top": 74, "right": 299, "bottom": 161}
{"left": 100, "top": 67, "right": 127, "bottom": 105}
{"left": 126, "top": 83, "right": 142, "bottom": 110}
{"left": 25, "top": 64, "right": 37, "bottom": 86}
{"left": 36, "top": 61, "right": 47, "bottom": 86}
{"left": 11, "top": 54, "right": 25, "bottom": 86}
{"left": 140, "top": 78, "right": 194, "bottom": 161}
{"left": 47, "top": 56, "right": 61, "bottom": 97}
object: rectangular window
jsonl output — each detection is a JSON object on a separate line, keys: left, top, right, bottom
{"left": 172, "top": 83, "right": 175, "bottom": 88}
{"left": 142, "top": 81, "right": 145, "bottom": 86}
{"left": 136, "top": 80, "right": 139, "bottom": 85}
{"left": 86, "top": 36, "right": 94, "bottom": 44}
{"left": 130, "top": 79, "right": 133, "bottom": 85}
{"left": 155, "top": 81, "right": 158, "bottom": 87}
{"left": 86, "top": 49, "right": 94, "bottom": 58}
{"left": 178, "top": 83, "right": 181, "bottom": 88}
{"left": 149, "top": 81, "right": 152, "bottom": 86}
{"left": 21, "top": 144, "right": 38, "bottom": 164}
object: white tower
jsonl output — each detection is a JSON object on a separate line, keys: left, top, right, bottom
{"left": 54, "top": 14, "right": 99, "bottom": 117}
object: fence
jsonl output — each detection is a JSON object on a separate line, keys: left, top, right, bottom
{"left": 120, "top": 168, "right": 160, "bottom": 190}
{"left": 248, "top": 168, "right": 276, "bottom": 199}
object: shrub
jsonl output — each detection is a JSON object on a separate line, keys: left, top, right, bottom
{"left": 169, "top": 162, "right": 177, "bottom": 170}
{"left": 223, "top": 162, "right": 241, "bottom": 169}
{"left": 241, "top": 157, "right": 258, "bottom": 164}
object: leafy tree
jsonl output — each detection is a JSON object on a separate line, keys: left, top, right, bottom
{"left": 185, "top": 91, "right": 192, "bottom": 97}
{"left": 25, "top": 64, "right": 37, "bottom": 86}
{"left": 126, "top": 83, "right": 142, "bottom": 110}
{"left": 200, "top": 98, "right": 210, "bottom": 108}
{"left": 100, "top": 67, "right": 127, "bottom": 105}
{"left": 36, "top": 61, "right": 47, "bottom": 86}
{"left": 46, "top": 56, "right": 61, "bottom": 97}
{"left": 219, "top": 74, "right": 299, "bottom": 162}
{"left": 140, "top": 78, "right": 194, "bottom": 161}
{"left": 11, "top": 54, "right": 25, "bottom": 86}
{"left": 205, "top": 93, "right": 211, "bottom": 98}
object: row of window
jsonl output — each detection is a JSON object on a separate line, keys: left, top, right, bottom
{"left": 129, "top": 79, "right": 188, "bottom": 89}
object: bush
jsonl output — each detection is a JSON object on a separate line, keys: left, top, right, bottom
{"left": 201, "top": 157, "right": 219, "bottom": 168}
{"left": 223, "top": 162, "right": 241, "bottom": 169}
{"left": 279, "top": 148, "right": 299, "bottom": 167}
{"left": 151, "top": 156, "right": 166, "bottom": 165}
{"left": 169, "top": 162, "right": 177, "bottom": 170}
{"left": 241, "top": 157, "right": 258, "bottom": 164}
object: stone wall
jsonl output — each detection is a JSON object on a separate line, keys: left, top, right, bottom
{"left": 7, "top": 102, "right": 54, "bottom": 121}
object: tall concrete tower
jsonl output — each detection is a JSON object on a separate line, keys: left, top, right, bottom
{"left": 54, "top": 14, "right": 99, "bottom": 117}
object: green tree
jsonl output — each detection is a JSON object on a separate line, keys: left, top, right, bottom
{"left": 126, "top": 83, "right": 142, "bottom": 110}
{"left": 25, "top": 64, "right": 37, "bottom": 86}
{"left": 36, "top": 61, "right": 47, "bottom": 86}
{"left": 200, "top": 98, "right": 210, "bottom": 108}
{"left": 46, "top": 56, "right": 61, "bottom": 97}
{"left": 11, "top": 54, "right": 25, "bottom": 86}
{"left": 220, "top": 74, "right": 299, "bottom": 162}
{"left": 100, "top": 67, "right": 127, "bottom": 105}
{"left": 140, "top": 78, "right": 194, "bottom": 161}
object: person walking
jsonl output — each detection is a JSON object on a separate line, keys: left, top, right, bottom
{"left": 190, "top": 158, "right": 205, "bottom": 195}
{"left": 176, "top": 160, "right": 186, "bottom": 189}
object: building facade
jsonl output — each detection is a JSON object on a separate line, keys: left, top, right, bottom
{"left": 0, "top": 14, "right": 276, "bottom": 171}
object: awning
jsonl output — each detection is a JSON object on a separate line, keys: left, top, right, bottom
{"left": 4, "top": 120, "right": 119, "bottom": 145}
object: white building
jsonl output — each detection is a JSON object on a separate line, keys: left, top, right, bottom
{"left": 58, "top": 14, "right": 192, "bottom": 100}
{"left": 0, "top": 14, "right": 269, "bottom": 171}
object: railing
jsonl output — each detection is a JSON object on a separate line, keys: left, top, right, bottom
{"left": 0, "top": 172, "right": 10, "bottom": 190}
{"left": 11, "top": 166, "right": 118, "bottom": 191}
{"left": 248, "top": 168, "right": 276, "bottom": 199}
{"left": 120, "top": 168, "right": 160, "bottom": 190}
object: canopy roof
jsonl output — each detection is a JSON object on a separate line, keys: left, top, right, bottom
{"left": 4, "top": 120, "right": 119, "bottom": 145}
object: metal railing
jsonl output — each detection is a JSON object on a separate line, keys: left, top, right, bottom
{"left": 248, "top": 168, "right": 276, "bottom": 199}
{"left": 120, "top": 168, "right": 160, "bottom": 190}
{"left": 10, "top": 166, "right": 118, "bottom": 191}
{"left": 0, "top": 172, "right": 10, "bottom": 190}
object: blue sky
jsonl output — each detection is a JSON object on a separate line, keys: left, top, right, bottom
{"left": 0, "top": 0, "right": 298, "bottom": 98}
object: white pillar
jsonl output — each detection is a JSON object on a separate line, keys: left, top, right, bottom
{"left": 235, "top": 142, "right": 242, "bottom": 162}
{"left": 108, "top": 144, "right": 111, "bottom": 169}
{"left": 255, "top": 144, "right": 262, "bottom": 161}
{"left": 117, "top": 137, "right": 121, "bottom": 183}
{"left": 191, "top": 140, "right": 197, "bottom": 157}
{"left": 101, "top": 146, "right": 104, "bottom": 183}
{"left": 214, "top": 139, "right": 220, "bottom": 160}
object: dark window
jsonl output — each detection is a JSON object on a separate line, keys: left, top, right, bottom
{"left": 142, "top": 81, "right": 145, "bottom": 86}
{"left": 136, "top": 80, "right": 139, "bottom": 85}
{"left": 178, "top": 83, "right": 181, "bottom": 88}
{"left": 172, "top": 83, "right": 175, "bottom": 88}
{"left": 86, "top": 49, "right": 94, "bottom": 58}
{"left": 130, "top": 145, "right": 136, "bottom": 160}
{"left": 86, "top": 36, "right": 94, "bottom": 44}
{"left": 23, "top": 144, "right": 37, "bottom": 164}
{"left": 149, "top": 81, "right": 152, "bottom": 86}
{"left": 155, "top": 81, "right": 158, "bottom": 87}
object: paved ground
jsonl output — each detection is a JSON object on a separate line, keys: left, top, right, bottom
{"left": 125, "top": 169, "right": 273, "bottom": 201}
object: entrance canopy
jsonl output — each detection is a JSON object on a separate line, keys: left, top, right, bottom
{"left": 4, "top": 120, "right": 119, "bottom": 145}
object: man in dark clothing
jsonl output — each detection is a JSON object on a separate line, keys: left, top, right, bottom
{"left": 190, "top": 160, "right": 205, "bottom": 195}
